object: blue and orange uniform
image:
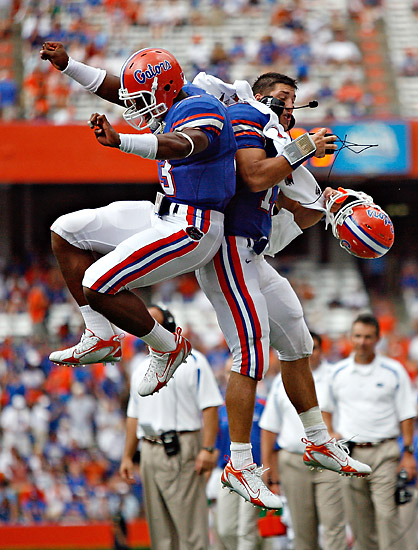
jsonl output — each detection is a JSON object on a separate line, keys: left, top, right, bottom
{"left": 82, "top": 88, "right": 237, "bottom": 295}
{"left": 196, "top": 100, "right": 312, "bottom": 381}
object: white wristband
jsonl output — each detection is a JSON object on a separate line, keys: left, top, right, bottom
{"left": 62, "top": 57, "right": 106, "bottom": 93}
{"left": 282, "top": 133, "right": 316, "bottom": 169}
{"left": 119, "top": 133, "right": 158, "bottom": 159}
{"left": 175, "top": 131, "right": 195, "bottom": 157}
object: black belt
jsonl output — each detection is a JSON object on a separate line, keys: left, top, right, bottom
{"left": 157, "top": 195, "right": 179, "bottom": 216}
{"left": 144, "top": 430, "right": 198, "bottom": 444}
{"left": 352, "top": 437, "right": 397, "bottom": 448}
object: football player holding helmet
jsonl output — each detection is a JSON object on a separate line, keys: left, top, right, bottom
{"left": 326, "top": 188, "right": 394, "bottom": 259}
{"left": 119, "top": 48, "right": 186, "bottom": 133}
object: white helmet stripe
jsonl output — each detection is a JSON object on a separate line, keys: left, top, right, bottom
{"left": 119, "top": 48, "right": 148, "bottom": 88}
{"left": 345, "top": 217, "right": 389, "bottom": 255}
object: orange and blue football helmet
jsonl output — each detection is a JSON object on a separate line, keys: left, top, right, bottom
{"left": 119, "top": 48, "right": 186, "bottom": 133}
{"left": 326, "top": 188, "right": 394, "bottom": 259}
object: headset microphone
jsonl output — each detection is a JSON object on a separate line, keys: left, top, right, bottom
{"left": 260, "top": 97, "right": 319, "bottom": 130}
{"left": 293, "top": 100, "right": 319, "bottom": 109}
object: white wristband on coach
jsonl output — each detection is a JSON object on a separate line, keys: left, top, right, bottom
{"left": 119, "top": 133, "right": 158, "bottom": 159}
{"left": 62, "top": 57, "right": 106, "bottom": 93}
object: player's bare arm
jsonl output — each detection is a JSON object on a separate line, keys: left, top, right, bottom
{"left": 277, "top": 193, "right": 323, "bottom": 229}
{"left": 157, "top": 128, "right": 209, "bottom": 159}
{"left": 235, "top": 129, "right": 337, "bottom": 193}
{"left": 89, "top": 113, "right": 209, "bottom": 159}
{"left": 277, "top": 187, "right": 344, "bottom": 230}
{"left": 235, "top": 147, "right": 292, "bottom": 192}
{"left": 40, "top": 41, "right": 122, "bottom": 105}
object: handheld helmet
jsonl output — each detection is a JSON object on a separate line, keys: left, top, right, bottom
{"left": 326, "top": 188, "right": 394, "bottom": 259}
{"left": 119, "top": 48, "right": 186, "bottom": 133}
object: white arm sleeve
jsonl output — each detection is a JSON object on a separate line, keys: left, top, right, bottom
{"left": 119, "top": 133, "right": 158, "bottom": 159}
{"left": 62, "top": 57, "right": 106, "bottom": 93}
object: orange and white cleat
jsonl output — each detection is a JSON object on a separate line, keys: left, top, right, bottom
{"left": 137, "top": 327, "right": 192, "bottom": 396}
{"left": 303, "top": 438, "right": 372, "bottom": 477}
{"left": 49, "top": 329, "right": 122, "bottom": 366}
{"left": 221, "top": 459, "right": 283, "bottom": 510}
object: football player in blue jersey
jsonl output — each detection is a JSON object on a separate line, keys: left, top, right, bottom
{"left": 40, "top": 43, "right": 236, "bottom": 396}
{"left": 196, "top": 72, "right": 371, "bottom": 509}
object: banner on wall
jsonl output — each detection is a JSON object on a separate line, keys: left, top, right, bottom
{"left": 0, "top": 123, "right": 158, "bottom": 184}
{"left": 0, "top": 120, "right": 415, "bottom": 183}
{"left": 292, "top": 121, "right": 411, "bottom": 176}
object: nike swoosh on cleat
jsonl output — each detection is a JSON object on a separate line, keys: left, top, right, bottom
{"left": 228, "top": 473, "right": 261, "bottom": 500}
{"left": 155, "top": 346, "right": 187, "bottom": 384}
{"left": 73, "top": 348, "right": 98, "bottom": 359}
{"left": 329, "top": 454, "right": 349, "bottom": 467}
{"left": 73, "top": 346, "right": 113, "bottom": 359}
{"left": 155, "top": 358, "right": 176, "bottom": 385}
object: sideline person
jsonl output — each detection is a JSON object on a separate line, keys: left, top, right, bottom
{"left": 120, "top": 304, "right": 223, "bottom": 550}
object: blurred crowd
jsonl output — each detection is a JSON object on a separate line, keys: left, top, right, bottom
{"left": 0, "top": 0, "right": 408, "bottom": 124}
{"left": 1, "top": 253, "right": 418, "bottom": 526}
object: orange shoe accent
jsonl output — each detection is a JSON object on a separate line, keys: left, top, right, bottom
{"left": 49, "top": 330, "right": 122, "bottom": 366}
{"left": 138, "top": 327, "right": 192, "bottom": 396}
{"left": 221, "top": 460, "right": 283, "bottom": 510}
{"left": 302, "top": 438, "right": 371, "bottom": 477}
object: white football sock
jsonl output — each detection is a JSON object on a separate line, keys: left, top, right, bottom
{"left": 299, "top": 406, "right": 330, "bottom": 445}
{"left": 141, "top": 321, "right": 176, "bottom": 351}
{"left": 80, "top": 305, "right": 115, "bottom": 340}
{"left": 230, "top": 442, "right": 253, "bottom": 469}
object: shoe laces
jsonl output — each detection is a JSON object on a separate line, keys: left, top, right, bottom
{"left": 242, "top": 464, "right": 273, "bottom": 495}
{"left": 142, "top": 353, "right": 165, "bottom": 383}
{"left": 75, "top": 329, "right": 99, "bottom": 352}
{"left": 143, "top": 340, "right": 178, "bottom": 382}
{"left": 327, "top": 438, "right": 350, "bottom": 458}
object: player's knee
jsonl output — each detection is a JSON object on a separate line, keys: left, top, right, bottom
{"left": 51, "top": 209, "right": 96, "bottom": 238}
{"left": 275, "top": 324, "right": 313, "bottom": 362}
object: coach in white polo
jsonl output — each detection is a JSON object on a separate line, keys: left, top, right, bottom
{"left": 322, "top": 312, "right": 417, "bottom": 550}
{"left": 120, "top": 305, "right": 223, "bottom": 550}
{"left": 260, "top": 332, "right": 346, "bottom": 550}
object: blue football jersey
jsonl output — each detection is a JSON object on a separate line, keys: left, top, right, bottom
{"left": 158, "top": 91, "right": 237, "bottom": 213}
{"left": 224, "top": 102, "right": 279, "bottom": 240}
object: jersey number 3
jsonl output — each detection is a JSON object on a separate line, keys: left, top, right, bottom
{"left": 160, "top": 160, "right": 176, "bottom": 196}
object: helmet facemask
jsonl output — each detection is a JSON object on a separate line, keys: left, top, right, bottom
{"left": 325, "top": 189, "right": 375, "bottom": 240}
{"left": 325, "top": 188, "right": 394, "bottom": 259}
{"left": 119, "top": 76, "right": 167, "bottom": 133}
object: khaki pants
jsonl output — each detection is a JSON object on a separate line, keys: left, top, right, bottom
{"left": 140, "top": 431, "right": 209, "bottom": 550}
{"left": 398, "top": 488, "right": 417, "bottom": 550}
{"left": 342, "top": 440, "right": 402, "bottom": 550}
{"left": 278, "top": 449, "right": 347, "bottom": 550}
{"left": 215, "top": 479, "right": 262, "bottom": 550}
